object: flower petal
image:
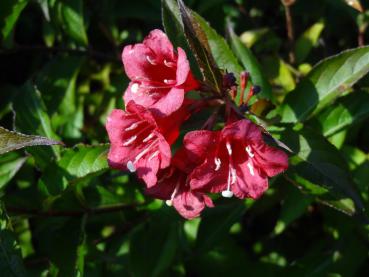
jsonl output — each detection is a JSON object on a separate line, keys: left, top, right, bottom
{"left": 254, "top": 143, "right": 289, "bottom": 177}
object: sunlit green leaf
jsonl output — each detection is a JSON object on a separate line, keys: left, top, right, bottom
{"left": 279, "top": 46, "right": 369, "bottom": 123}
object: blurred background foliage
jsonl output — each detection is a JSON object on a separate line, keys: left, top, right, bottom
{"left": 1, "top": 0, "right": 369, "bottom": 276}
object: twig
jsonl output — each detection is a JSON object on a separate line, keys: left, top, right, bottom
{"left": 6, "top": 203, "right": 139, "bottom": 217}
{"left": 281, "top": 0, "right": 296, "bottom": 64}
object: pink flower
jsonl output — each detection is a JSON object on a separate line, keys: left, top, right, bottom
{"left": 146, "top": 148, "right": 213, "bottom": 219}
{"left": 184, "top": 119, "right": 288, "bottom": 199}
{"left": 122, "top": 29, "right": 198, "bottom": 116}
{"left": 106, "top": 101, "right": 172, "bottom": 187}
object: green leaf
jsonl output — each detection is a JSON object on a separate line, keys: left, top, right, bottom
{"left": 274, "top": 186, "right": 313, "bottom": 235}
{"left": 13, "top": 83, "right": 61, "bottom": 168}
{"left": 196, "top": 202, "right": 247, "bottom": 253}
{"left": 129, "top": 208, "right": 180, "bottom": 277}
{"left": 35, "top": 55, "right": 84, "bottom": 138}
{"left": 316, "top": 91, "right": 369, "bottom": 137}
{"left": 0, "top": 204, "right": 27, "bottom": 277}
{"left": 0, "top": 127, "right": 61, "bottom": 156}
{"left": 0, "top": 152, "right": 27, "bottom": 190}
{"left": 279, "top": 46, "right": 369, "bottom": 123}
{"left": 59, "top": 0, "right": 88, "bottom": 46}
{"left": 162, "top": 0, "right": 184, "bottom": 47}
{"left": 226, "top": 23, "right": 274, "bottom": 101}
{"left": 295, "top": 21, "right": 325, "bottom": 64}
{"left": 39, "top": 144, "right": 109, "bottom": 196}
{"left": 278, "top": 127, "right": 365, "bottom": 217}
{"left": 33, "top": 216, "right": 87, "bottom": 277}
{"left": 177, "top": 0, "right": 223, "bottom": 92}
{"left": 0, "top": 0, "right": 28, "bottom": 41}
{"left": 192, "top": 14, "right": 243, "bottom": 78}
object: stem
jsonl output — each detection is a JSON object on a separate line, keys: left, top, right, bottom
{"left": 6, "top": 203, "right": 139, "bottom": 217}
{"left": 282, "top": 0, "right": 296, "bottom": 64}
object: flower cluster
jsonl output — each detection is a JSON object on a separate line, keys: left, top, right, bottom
{"left": 106, "top": 29, "right": 288, "bottom": 219}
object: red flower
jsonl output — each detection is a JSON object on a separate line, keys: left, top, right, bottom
{"left": 146, "top": 148, "right": 213, "bottom": 219}
{"left": 184, "top": 119, "right": 288, "bottom": 199}
{"left": 106, "top": 101, "right": 171, "bottom": 187}
{"left": 122, "top": 29, "right": 198, "bottom": 116}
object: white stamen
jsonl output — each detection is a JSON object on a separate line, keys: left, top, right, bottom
{"left": 231, "top": 167, "right": 237, "bottom": 184}
{"left": 164, "top": 59, "right": 175, "bottom": 67}
{"left": 122, "top": 135, "right": 137, "bottom": 146}
{"left": 127, "top": 161, "right": 136, "bottom": 172}
{"left": 163, "top": 79, "right": 176, "bottom": 85}
{"left": 133, "top": 139, "right": 158, "bottom": 163}
{"left": 245, "top": 145, "right": 255, "bottom": 158}
{"left": 143, "top": 133, "right": 155, "bottom": 143}
{"left": 222, "top": 190, "right": 234, "bottom": 198}
{"left": 247, "top": 162, "right": 255, "bottom": 176}
{"left": 165, "top": 200, "right": 173, "bottom": 206}
{"left": 128, "top": 49, "right": 134, "bottom": 54}
{"left": 214, "top": 157, "right": 221, "bottom": 171}
{"left": 148, "top": 150, "right": 159, "bottom": 161}
{"left": 146, "top": 55, "right": 157, "bottom": 65}
{"left": 169, "top": 181, "right": 181, "bottom": 202}
{"left": 131, "top": 83, "right": 139, "bottom": 93}
{"left": 125, "top": 122, "right": 139, "bottom": 131}
{"left": 226, "top": 142, "right": 232, "bottom": 155}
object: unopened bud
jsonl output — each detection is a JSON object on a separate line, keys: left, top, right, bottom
{"left": 252, "top": 85, "right": 261, "bottom": 95}
{"left": 223, "top": 72, "right": 237, "bottom": 89}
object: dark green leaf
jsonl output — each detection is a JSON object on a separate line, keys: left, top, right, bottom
{"left": 0, "top": 204, "right": 27, "bottom": 277}
{"left": 196, "top": 202, "right": 247, "bottom": 253}
{"left": 0, "top": 152, "right": 27, "bottom": 190}
{"left": 279, "top": 46, "right": 369, "bottom": 122}
{"left": 59, "top": 0, "right": 88, "bottom": 46}
{"left": 0, "top": 127, "right": 61, "bottom": 156}
{"left": 227, "top": 23, "right": 274, "bottom": 101}
{"left": 0, "top": 0, "right": 28, "bottom": 41}
{"left": 129, "top": 208, "right": 180, "bottom": 277}
{"left": 316, "top": 91, "right": 369, "bottom": 137}
{"left": 33, "top": 216, "right": 87, "bottom": 277}
{"left": 13, "top": 83, "right": 61, "bottom": 168}
{"left": 278, "top": 127, "right": 365, "bottom": 217}
{"left": 39, "top": 144, "right": 109, "bottom": 196}
{"left": 193, "top": 14, "right": 243, "bottom": 77}
{"left": 295, "top": 21, "right": 325, "bottom": 64}
{"left": 177, "top": 0, "right": 223, "bottom": 92}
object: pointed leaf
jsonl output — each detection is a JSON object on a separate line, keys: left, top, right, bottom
{"left": 177, "top": 0, "right": 223, "bottom": 92}
{"left": 316, "top": 91, "right": 369, "bottom": 137}
{"left": 0, "top": 0, "right": 29, "bottom": 41}
{"left": 279, "top": 46, "right": 369, "bottom": 122}
{"left": 0, "top": 127, "right": 61, "bottom": 156}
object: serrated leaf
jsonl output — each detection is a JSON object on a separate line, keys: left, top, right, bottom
{"left": 39, "top": 144, "right": 109, "bottom": 196}
{"left": 193, "top": 14, "right": 243, "bottom": 78}
{"left": 0, "top": 127, "right": 61, "bottom": 156}
{"left": 279, "top": 46, "right": 369, "bottom": 123}
{"left": 177, "top": 0, "right": 223, "bottom": 92}
{"left": 227, "top": 23, "right": 273, "bottom": 101}
{"left": 278, "top": 127, "right": 365, "bottom": 217}
{"left": 0, "top": 204, "right": 27, "bottom": 277}
{"left": 196, "top": 202, "right": 247, "bottom": 253}
{"left": 0, "top": 152, "right": 27, "bottom": 190}
{"left": 0, "top": 0, "right": 29, "bottom": 41}
{"left": 295, "top": 21, "right": 325, "bottom": 64}
{"left": 316, "top": 91, "right": 369, "bottom": 137}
